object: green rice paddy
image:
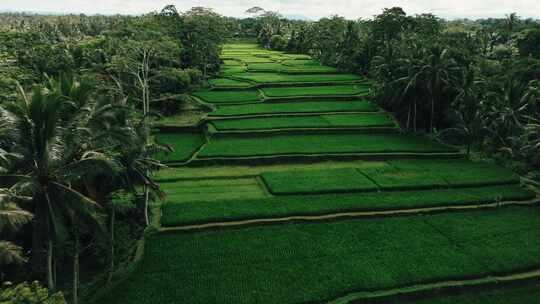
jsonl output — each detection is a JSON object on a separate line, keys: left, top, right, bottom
{"left": 154, "top": 132, "right": 205, "bottom": 162}
{"left": 210, "top": 113, "right": 396, "bottom": 131}
{"left": 208, "top": 100, "right": 379, "bottom": 117}
{"left": 197, "top": 133, "right": 457, "bottom": 159}
{"left": 161, "top": 184, "right": 533, "bottom": 226}
{"left": 261, "top": 84, "right": 370, "bottom": 98}
{"left": 233, "top": 72, "right": 364, "bottom": 84}
{"left": 208, "top": 78, "right": 253, "bottom": 88}
{"left": 110, "top": 41, "right": 540, "bottom": 304}
{"left": 192, "top": 89, "right": 261, "bottom": 104}
{"left": 102, "top": 207, "right": 540, "bottom": 304}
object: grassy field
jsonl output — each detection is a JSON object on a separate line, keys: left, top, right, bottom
{"left": 246, "top": 63, "right": 285, "bottom": 72}
{"left": 160, "top": 177, "right": 268, "bottom": 203}
{"left": 246, "top": 63, "right": 338, "bottom": 73}
{"left": 208, "top": 78, "right": 253, "bottom": 88}
{"left": 105, "top": 41, "right": 539, "bottom": 304}
{"left": 210, "top": 113, "right": 396, "bottom": 131}
{"left": 197, "top": 133, "right": 457, "bottom": 158}
{"left": 192, "top": 89, "right": 261, "bottom": 104}
{"left": 220, "top": 65, "right": 246, "bottom": 75}
{"left": 102, "top": 206, "right": 540, "bottom": 304}
{"left": 234, "top": 73, "right": 364, "bottom": 84}
{"left": 208, "top": 100, "right": 380, "bottom": 117}
{"left": 389, "top": 159, "right": 520, "bottom": 187}
{"left": 261, "top": 168, "right": 377, "bottom": 194}
{"left": 261, "top": 160, "right": 520, "bottom": 195}
{"left": 161, "top": 184, "right": 533, "bottom": 226}
{"left": 261, "top": 84, "right": 370, "bottom": 97}
{"left": 154, "top": 132, "right": 205, "bottom": 162}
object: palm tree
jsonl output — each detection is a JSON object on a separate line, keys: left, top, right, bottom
{"left": 0, "top": 77, "right": 112, "bottom": 289}
{"left": 0, "top": 187, "right": 33, "bottom": 282}
{"left": 505, "top": 13, "right": 518, "bottom": 34}
{"left": 405, "top": 46, "right": 461, "bottom": 132}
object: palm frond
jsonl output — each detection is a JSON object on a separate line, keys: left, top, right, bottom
{"left": 0, "top": 240, "right": 26, "bottom": 266}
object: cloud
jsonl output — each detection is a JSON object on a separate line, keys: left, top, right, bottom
{"left": 1, "top": 0, "right": 539, "bottom": 20}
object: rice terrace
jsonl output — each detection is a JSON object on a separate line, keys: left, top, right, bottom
{"left": 100, "top": 42, "right": 540, "bottom": 303}
{"left": 1, "top": 3, "right": 540, "bottom": 304}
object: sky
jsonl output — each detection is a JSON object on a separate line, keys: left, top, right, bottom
{"left": 1, "top": 0, "right": 540, "bottom": 20}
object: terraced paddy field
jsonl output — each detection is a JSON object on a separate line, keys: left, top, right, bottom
{"left": 207, "top": 100, "right": 379, "bottom": 117}
{"left": 196, "top": 133, "right": 458, "bottom": 159}
{"left": 192, "top": 89, "right": 261, "bottom": 104}
{"left": 103, "top": 207, "right": 540, "bottom": 304}
{"left": 233, "top": 72, "right": 365, "bottom": 84}
{"left": 261, "top": 84, "right": 370, "bottom": 98}
{"left": 103, "top": 42, "right": 540, "bottom": 303}
{"left": 210, "top": 113, "right": 397, "bottom": 132}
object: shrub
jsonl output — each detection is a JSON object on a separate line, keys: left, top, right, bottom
{"left": 269, "top": 35, "right": 288, "bottom": 51}
{"left": 0, "top": 281, "right": 66, "bottom": 304}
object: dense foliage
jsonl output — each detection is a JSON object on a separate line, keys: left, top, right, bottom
{"left": 246, "top": 8, "right": 540, "bottom": 175}
{"left": 1, "top": 4, "right": 540, "bottom": 303}
{"left": 0, "top": 5, "right": 227, "bottom": 302}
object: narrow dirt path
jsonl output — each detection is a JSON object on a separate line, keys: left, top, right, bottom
{"left": 328, "top": 268, "right": 540, "bottom": 304}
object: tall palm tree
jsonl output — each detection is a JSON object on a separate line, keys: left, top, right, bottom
{"left": 406, "top": 46, "right": 461, "bottom": 132}
{"left": 0, "top": 77, "right": 112, "bottom": 289}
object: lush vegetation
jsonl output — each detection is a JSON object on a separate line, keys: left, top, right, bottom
{"left": 154, "top": 133, "right": 206, "bottom": 162}
{"left": 261, "top": 84, "right": 370, "bottom": 98}
{"left": 251, "top": 8, "right": 540, "bottom": 178}
{"left": 210, "top": 113, "right": 396, "bottom": 131}
{"left": 234, "top": 72, "right": 364, "bottom": 84}
{"left": 102, "top": 207, "right": 540, "bottom": 304}
{"left": 198, "top": 133, "right": 457, "bottom": 159}
{"left": 262, "top": 168, "right": 378, "bottom": 194}
{"left": 192, "top": 89, "right": 262, "bottom": 104}
{"left": 208, "top": 100, "right": 379, "bottom": 117}
{"left": 161, "top": 184, "right": 533, "bottom": 226}
{"left": 2, "top": 4, "right": 540, "bottom": 304}
{"left": 0, "top": 6, "right": 227, "bottom": 302}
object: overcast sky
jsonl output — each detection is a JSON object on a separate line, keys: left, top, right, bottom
{"left": 2, "top": 0, "right": 540, "bottom": 20}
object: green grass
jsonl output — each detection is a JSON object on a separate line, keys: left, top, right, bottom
{"left": 282, "top": 53, "right": 312, "bottom": 60}
{"left": 154, "top": 133, "right": 205, "bottom": 162}
{"left": 160, "top": 177, "right": 267, "bottom": 203}
{"left": 222, "top": 59, "right": 243, "bottom": 66}
{"left": 389, "top": 159, "right": 520, "bottom": 187}
{"left": 102, "top": 206, "right": 540, "bottom": 304}
{"left": 361, "top": 166, "right": 449, "bottom": 190}
{"left": 161, "top": 184, "right": 534, "bottom": 226}
{"left": 208, "top": 78, "right": 253, "bottom": 88}
{"left": 239, "top": 57, "right": 275, "bottom": 63}
{"left": 234, "top": 73, "right": 364, "bottom": 84}
{"left": 261, "top": 84, "right": 370, "bottom": 97}
{"left": 262, "top": 168, "right": 377, "bottom": 194}
{"left": 210, "top": 113, "right": 395, "bottom": 131}
{"left": 260, "top": 158, "right": 521, "bottom": 195}
{"left": 197, "top": 133, "right": 457, "bottom": 159}
{"left": 246, "top": 63, "right": 285, "bottom": 72}
{"left": 192, "top": 89, "right": 261, "bottom": 104}
{"left": 246, "top": 63, "right": 337, "bottom": 73}
{"left": 223, "top": 43, "right": 260, "bottom": 49}
{"left": 280, "top": 65, "right": 339, "bottom": 74}
{"left": 282, "top": 59, "right": 322, "bottom": 66}
{"left": 208, "top": 100, "right": 380, "bottom": 117}
{"left": 220, "top": 66, "right": 246, "bottom": 75}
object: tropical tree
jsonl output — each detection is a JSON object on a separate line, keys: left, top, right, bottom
{"left": 0, "top": 188, "right": 33, "bottom": 281}
{"left": 405, "top": 46, "right": 462, "bottom": 131}
{"left": 0, "top": 76, "right": 113, "bottom": 289}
